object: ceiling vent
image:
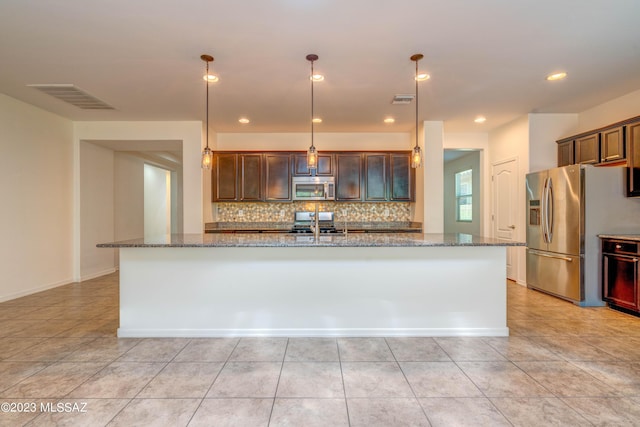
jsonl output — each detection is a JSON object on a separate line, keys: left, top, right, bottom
{"left": 27, "top": 84, "right": 114, "bottom": 110}
{"left": 391, "top": 94, "right": 415, "bottom": 105}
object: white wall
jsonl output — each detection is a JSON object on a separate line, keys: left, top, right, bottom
{"left": 114, "top": 152, "right": 144, "bottom": 241}
{"left": 444, "top": 152, "right": 481, "bottom": 235}
{"left": 528, "top": 113, "right": 578, "bottom": 173}
{"left": 216, "top": 132, "right": 410, "bottom": 151}
{"left": 80, "top": 142, "right": 116, "bottom": 280}
{"left": 0, "top": 94, "right": 74, "bottom": 301}
{"left": 577, "top": 88, "right": 640, "bottom": 133}
{"left": 144, "top": 164, "right": 171, "bottom": 237}
{"left": 73, "top": 121, "right": 202, "bottom": 234}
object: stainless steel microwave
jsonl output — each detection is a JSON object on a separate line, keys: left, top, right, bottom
{"left": 292, "top": 176, "right": 335, "bottom": 201}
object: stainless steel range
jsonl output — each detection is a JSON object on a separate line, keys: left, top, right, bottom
{"left": 290, "top": 211, "right": 338, "bottom": 233}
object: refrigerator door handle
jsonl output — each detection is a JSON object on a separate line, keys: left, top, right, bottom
{"left": 541, "top": 177, "right": 549, "bottom": 243}
{"left": 547, "top": 177, "right": 554, "bottom": 243}
{"left": 529, "top": 249, "right": 573, "bottom": 262}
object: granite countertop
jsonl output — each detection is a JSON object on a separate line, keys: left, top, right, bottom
{"left": 598, "top": 234, "right": 640, "bottom": 242}
{"left": 98, "top": 233, "right": 525, "bottom": 248}
{"left": 204, "top": 221, "right": 422, "bottom": 233}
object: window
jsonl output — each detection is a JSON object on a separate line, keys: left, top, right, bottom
{"left": 455, "top": 169, "right": 473, "bottom": 222}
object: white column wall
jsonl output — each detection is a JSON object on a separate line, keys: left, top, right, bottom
{"left": 422, "top": 121, "right": 444, "bottom": 233}
{"left": 79, "top": 142, "right": 116, "bottom": 280}
{"left": 0, "top": 94, "right": 74, "bottom": 301}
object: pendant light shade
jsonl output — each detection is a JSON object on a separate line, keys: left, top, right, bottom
{"left": 410, "top": 53, "right": 424, "bottom": 169}
{"left": 201, "top": 54, "right": 214, "bottom": 170}
{"left": 306, "top": 54, "right": 319, "bottom": 171}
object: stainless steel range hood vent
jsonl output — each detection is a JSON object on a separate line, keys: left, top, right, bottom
{"left": 27, "top": 84, "right": 114, "bottom": 110}
{"left": 391, "top": 94, "right": 415, "bottom": 105}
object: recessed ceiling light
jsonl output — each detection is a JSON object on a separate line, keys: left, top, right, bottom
{"left": 203, "top": 74, "right": 219, "bottom": 82}
{"left": 415, "top": 73, "right": 430, "bottom": 81}
{"left": 474, "top": 116, "right": 486, "bottom": 123}
{"left": 310, "top": 74, "right": 324, "bottom": 82}
{"left": 238, "top": 117, "right": 250, "bottom": 124}
{"left": 384, "top": 117, "right": 395, "bottom": 124}
{"left": 546, "top": 72, "right": 567, "bottom": 81}
{"left": 312, "top": 117, "right": 322, "bottom": 123}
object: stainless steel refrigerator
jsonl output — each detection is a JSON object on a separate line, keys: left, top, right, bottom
{"left": 526, "top": 164, "right": 640, "bottom": 306}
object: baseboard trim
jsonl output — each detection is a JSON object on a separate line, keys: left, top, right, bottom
{"left": 0, "top": 277, "right": 74, "bottom": 303}
{"left": 117, "top": 327, "right": 510, "bottom": 338}
{"left": 80, "top": 268, "right": 117, "bottom": 282}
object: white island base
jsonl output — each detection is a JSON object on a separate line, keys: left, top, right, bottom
{"left": 117, "top": 244, "right": 508, "bottom": 337}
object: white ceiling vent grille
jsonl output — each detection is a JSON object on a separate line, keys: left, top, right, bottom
{"left": 391, "top": 94, "right": 415, "bottom": 105}
{"left": 27, "top": 84, "right": 114, "bottom": 110}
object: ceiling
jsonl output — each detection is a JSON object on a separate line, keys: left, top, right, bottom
{"left": 1, "top": 0, "right": 639, "bottom": 134}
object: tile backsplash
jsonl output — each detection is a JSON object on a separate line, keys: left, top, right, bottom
{"left": 215, "top": 202, "right": 412, "bottom": 222}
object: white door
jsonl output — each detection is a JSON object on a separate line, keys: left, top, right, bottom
{"left": 492, "top": 158, "right": 518, "bottom": 280}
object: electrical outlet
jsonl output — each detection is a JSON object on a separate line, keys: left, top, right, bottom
{"left": 384, "top": 208, "right": 390, "bottom": 217}
{"left": 238, "top": 209, "right": 244, "bottom": 217}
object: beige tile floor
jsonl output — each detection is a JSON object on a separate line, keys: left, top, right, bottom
{"left": 1, "top": 273, "right": 640, "bottom": 426}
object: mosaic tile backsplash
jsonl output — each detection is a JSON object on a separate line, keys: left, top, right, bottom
{"left": 214, "top": 202, "right": 412, "bottom": 222}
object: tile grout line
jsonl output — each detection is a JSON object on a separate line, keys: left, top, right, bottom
{"left": 336, "top": 338, "right": 352, "bottom": 427}
{"left": 185, "top": 337, "right": 243, "bottom": 426}
{"left": 266, "top": 337, "right": 289, "bottom": 426}
{"left": 384, "top": 337, "right": 433, "bottom": 426}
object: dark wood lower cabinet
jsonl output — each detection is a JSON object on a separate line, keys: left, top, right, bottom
{"left": 602, "top": 238, "right": 640, "bottom": 314}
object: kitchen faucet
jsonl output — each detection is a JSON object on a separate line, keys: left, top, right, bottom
{"left": 309, "top": 203, "right": 320, "bottom": 239}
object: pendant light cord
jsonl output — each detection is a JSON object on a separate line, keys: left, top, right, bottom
{"left": 310, "top": 58, "right": 315, "bottom": 149}
{"left": 205, "top": 59, "right": 210, "bottom": 150}
{"left": 414, "top": 57, "right": 418, "bottom": 150}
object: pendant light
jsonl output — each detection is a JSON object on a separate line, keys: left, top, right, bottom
{"left": 201, "top": 54, "right": 214, "bottom": 170}
{"left": 306, "top": 54, "right": 319, "bottom": 171}
{"left": 410, "top": 53, "right": 424, "bottom": 169}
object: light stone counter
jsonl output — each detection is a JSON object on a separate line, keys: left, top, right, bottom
{"left": 98, "top": 233, "right": 522, "bottom": 338}
{"left": 98, "top": 232, "right": 523, "bottom": 248}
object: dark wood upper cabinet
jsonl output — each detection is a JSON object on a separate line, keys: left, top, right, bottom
{"left": 390, "top": 153, "right": 414, "bottom": 201}
{"left": 265, "top": 153, "right": 291, "bottom": 201}
{"left": 557, "top": 140, "right": 574, "bottom": 167}
{"left": 212, "top": 153, "right": 238, "bottom": 201}
{"left": 627, "top": 122, "right": 640, "bottom": 197}
{"left": 364, "top": 154, "right": 388, "bottom": 201}
{"left": 575, "top": 133, "right": 600, "bottom": 164}
{"left": 213, "top": 150, "right": 414, "bottom": 203}
{"left": 293, "top": 153, "right": 333, "bottom": 176}
{"left": 336, "top": 153, "right": 363, "bottom": 201}
{"left": 239, "top": 154, "right": 262, "bottom": 201}
{"left": 600, "top": 126, "right": 625, "bottom": 163}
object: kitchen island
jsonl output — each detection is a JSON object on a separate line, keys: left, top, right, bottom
{"left": 98, "top": 233, "right": 523, "bottom": 338}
